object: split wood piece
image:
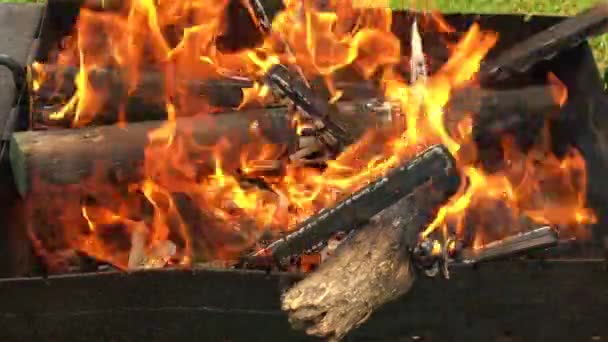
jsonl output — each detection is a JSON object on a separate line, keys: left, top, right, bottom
{"left": 281, "top": 146, "right": 459, "bottom": 340}
{"left": 10, "top": 107, "right": 295, "bottom": 198}
{"left": 479, "top": 2, "right": 608, "bottom": 83}
{"left": 263, "top": 64, "right": 355, "bottom": 153}
{"left": 262, "top": 144, "right": 460, "bottom": 261}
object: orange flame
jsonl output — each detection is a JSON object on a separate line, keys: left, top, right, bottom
{"left": 28, "top": 0, "right": 595, "bottom": 270}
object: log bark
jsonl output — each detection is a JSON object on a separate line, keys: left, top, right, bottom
{"left": 10, "top": 107, "right": 295, "bottom": 198}
{"left": 281, "top": 147, "right": 458, "bottom": 340}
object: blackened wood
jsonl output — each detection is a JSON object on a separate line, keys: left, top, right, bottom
{"left": 263, "top": 145, "right": 460, "bottom": 261}
{"left": 282, "top": 163, "right": 457, "bottom": 340}
{"left": 324, "top": 85, "right": 560, "bottom": 142}
{"left": 457, "top": 226, "right": 558, "bottom": 264}
{"left": 10, "top": 107, "right": 294, "bottom": 198}
{"left": 479, "top": 3, "right": 608, "bottom": 83}
{"left": 0, "top": 262, "right": 607, "bottom": 341}
{"left": 447, "top": 86, "right": 559, "bottom": 127}
{"left": 47, "top": 0, "right": 124, "bottom": 11}
{"left": 264, "top": 64, "right": 355, "bottom": 152}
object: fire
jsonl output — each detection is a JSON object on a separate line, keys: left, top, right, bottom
{"left": 28, "top": 0, "right": 595, "bottom": 271}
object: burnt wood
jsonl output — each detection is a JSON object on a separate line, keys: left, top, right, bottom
{"left": 264, "top": 64, "right": 355, "bottom": 153}
{"left": 0, "top": 261, "right": 607, "bottom": 341}
{"left": 479, "top": 2, "right": 608, "bottom": 84}
{"left": 10, "top": 107, "right": 294, "bottom": 198}
{"left": 447, "top": 85, "right": 560, "bottom": 138}
{"left": 21, "top": 83, "right": 554, "bottom": 200}
{"left": 282, "top": 153, "right": 460, "bottom": 340}
{"left": 262, "top": 145, "right": 460, "bottom": 261}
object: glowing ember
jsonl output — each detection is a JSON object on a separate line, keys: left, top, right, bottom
{"left": 28, "top": 0, "right": 595, "bottom": 271}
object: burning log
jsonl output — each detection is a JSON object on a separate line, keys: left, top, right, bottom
{"left": 262, "top": 145, "right": 460, "bottom": 261}
{"left": 15, "top": 80, "right": 558, "bottom": 198}
{"left": 10, "top": 107, "right": 295, "bottom": 198}
{"left": 281, "top": 145, "right": 460, "bottom": 340}
{"left": 30, "top": 64, "right": 254, "bottom": 126}
{"left": 264, "top": 61, "right": 560, "bottom": 157}
{"left": 479, "top": 2, "right": 608, "bottom": 83}
{"left": 446, "top": 85, "right": 562, "bottom": 139}
{"left": 331, "top": 84, "right": 561, "bottom": 143}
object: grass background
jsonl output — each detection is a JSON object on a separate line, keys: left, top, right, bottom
{"left": 1, "top": 0, "right": 606, "bottom": 76}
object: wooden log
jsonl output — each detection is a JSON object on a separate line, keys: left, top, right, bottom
{"left": 479, "top": 2, "right": 608, "bottom": 83}
{"left": 330, "top": 85, "right": 560, "bottom": 143}
{"left": 10, "top": 107, "right": 295, "bottom": 198}
{"left": 261, "top": 145, "right": 460, "bottom": 261}
{"left": 30, "top": 64, "right": 254, "bottom": 126}
{"left": 446, "top": 86, "right": 560, "bottom": 127}
{"left": 457, "top": 226, "right": 558, "bottom": 264}
{"left": 281, "top": 146, "right": 459, "bottom": 340}
{"left": 15, "top": 82, "right": 557, "bottom": 197}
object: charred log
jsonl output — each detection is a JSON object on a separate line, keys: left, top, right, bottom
{"left": 263, "top": 145, "right": 460, "bottom": 261}
{"left": 281, "top": 146, "right": 459, "bottom": 340}
{"left": 10, "top": 107, "right": 295, "bottom": 198}
{"left": 479, "top": 2, "right": 608, "bottom": 84}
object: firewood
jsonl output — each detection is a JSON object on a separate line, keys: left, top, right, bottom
{"left": 264, "top": 144, "right": 460, "bottom": 261}
{"left": 479, "top": 2, "right": 608, "bottom": 83}
{"left": 281, "top": 146, "right": 459, "bottom": 340}
{"left": 10, "top": 107, "right": 295, "bottom": 198}
{"left": 30, "top": 64, "right": 254, "bottom": 126}
{"left": 446, "top": 85, "right": 561, "bottom": 138}
{"left": 457, "top": 226, "right": 559, "bottom": 264}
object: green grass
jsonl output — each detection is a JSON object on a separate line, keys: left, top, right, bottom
{"left": 1, "top": 0, "right": 606, "bottom": 74}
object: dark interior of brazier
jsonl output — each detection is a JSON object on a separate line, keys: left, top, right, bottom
{"left": 1, "top": 1, "right": 608, "bottom": 341}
